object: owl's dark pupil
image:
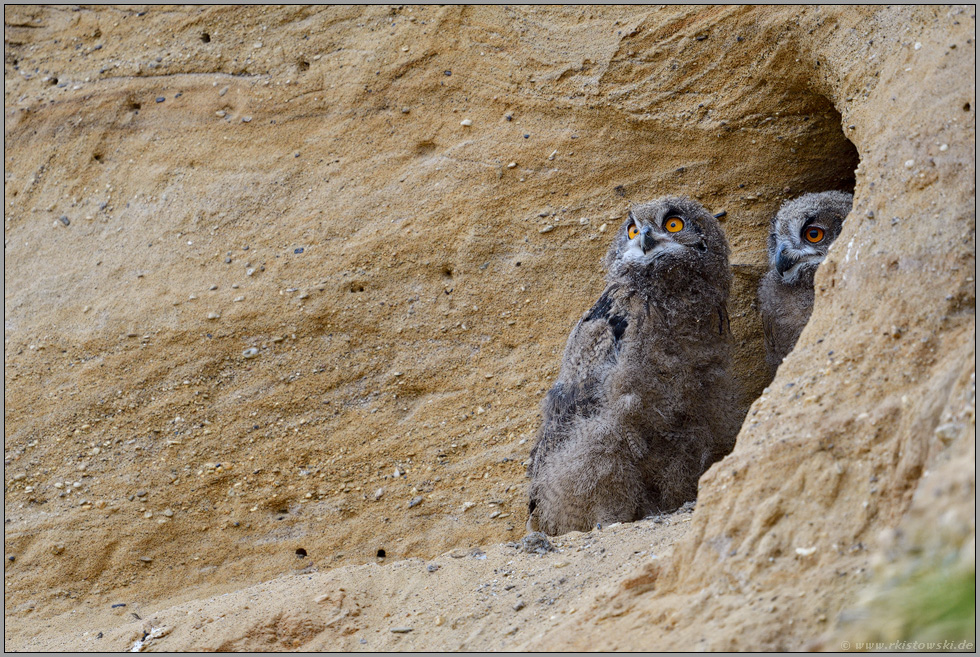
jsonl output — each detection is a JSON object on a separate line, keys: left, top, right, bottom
{"left": 809, "top": 229, "right": 819, "bottom": 239}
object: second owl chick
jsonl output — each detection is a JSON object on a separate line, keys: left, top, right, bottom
{"left": 527, "top": 197, "right": 740, "bottom": 535}
{"left": 758, "top": 190, "right": 853, "bottom": 374}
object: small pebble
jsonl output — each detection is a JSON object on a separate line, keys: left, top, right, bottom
{"left": 460, "top": 119, "right": 472, "bottom": 126}
{"left": 513, "top": 601, "right": 526, "bottom": 612}
{"left": 408, "top": 496, "right": 423, "bottom": 508}
{"left": 219, "top": 86, "right": 229, "bottom": 96}
{"left": 521, "top": 532, "right": 555, "bottom": 554}
{"left": 215, "top": 110, "right": 226, "bottom": 118}
{"left": 539, "top": 225, "right": 555, "bottom": 234}
{"left": 242, "top": 347, "right": 260, "bottom": 359}
{"left": 59, "top": 216, "right": 70, "bottom": 226}
{"left": 140, "top": 556, "right": 153, "bottom": 563}
{"left": 241, "top": 116, "right": 252, "bottom": 123}
{"left": 111, "top": 603, "right": 126, "bottom": 608}
{"left": 206, "top": 312, "right": 221, "bottom": 320}
{"left": 939, "top": 143, "right": 949, "bottom": 151}
{"left": 507, "top": 162, "right": 517, "bottom": 169}
{"left": 904, "top": 159, "right": 915, "bottom": 169}
{"left": 51, "top": 544, "right": 65, "bottom": 555}
{"left": 934, "top": 422, "right": 962, "bottom": 443}
{"left": 390, "top": 627, "right": 413, "bottom": 634}
{"left": 155, "top": 96, "right": 165, "bottom": 103}
{"left": 427, "top": 563, "right": 441, "bottom": 572}
{"left": 294, "top": 247, "right": 304, "bottom": 254}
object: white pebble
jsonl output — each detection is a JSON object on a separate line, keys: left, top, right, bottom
{"left": 507, "top": 162, "right": 517, "bottom": 169}
{"left": 914, "top": 42, "right": 922, "bottom": 50}
{"left": 460, "top": 119, "right": 473, "bottom": 126}
{"left": 939, "top": 144, "right": 949, "bottom": 151}
{"left": 242, "top": 347, "right": 259, "bottom": 359}
{"left": 206, "top": 312, "right": 221, "bottom": 320}
{"left": 246, "top": 268, "right": 256, "bottom": 276}
{"left": 904, "top": 159, "right": 915, "bottom": 169}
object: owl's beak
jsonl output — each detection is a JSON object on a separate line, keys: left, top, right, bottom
{"left": 640, "top": 226, "right": 659, "bottom": 254}
{"left": 775, "top": 243, "right": 797, "bottom": 276}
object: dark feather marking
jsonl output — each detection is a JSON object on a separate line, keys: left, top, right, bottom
{"left": 584, "top": 289, "right": 614, "bottom": 322}
{"left": 545, "top": 381, "right": 598, "bottom": 419}
{"left": 610, "top": 315, "right": 628, "bottom": 342}
{"left": 584, "top": 288, "right": 628, "bottom": 343}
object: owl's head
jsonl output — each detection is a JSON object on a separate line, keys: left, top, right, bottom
{"left": 604, "top": 196, "right": 730, "bottom": 283}
{"left": 767, "top": 191, "right": 852, "bottom": 285}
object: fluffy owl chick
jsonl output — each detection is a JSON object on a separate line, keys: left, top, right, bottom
{"left": 527, "top": 196, "right": 739, "bottom": 535}
{"left": 758, "top": 191, "right": 852, "bottom": 374}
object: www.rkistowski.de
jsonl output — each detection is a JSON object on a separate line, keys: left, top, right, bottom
{"left": 842, "top": 640, "right": 974, "bottom": 651}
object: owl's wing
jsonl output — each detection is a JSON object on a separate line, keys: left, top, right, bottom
{"left": 761, "top": 307, "right": 777, "bottom": 356}
{"left": 531, "top": 286, "right": 629, "bottom": 473}
{"left": 560, "top": 285, "right": 629, "bottom": 384}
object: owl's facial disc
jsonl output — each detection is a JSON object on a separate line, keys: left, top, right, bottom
{"left": 623, "top": 221, "right": 684, "bottom": 264}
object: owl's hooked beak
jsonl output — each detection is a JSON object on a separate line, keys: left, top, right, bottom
{"left": 775, "top": 243, "right": 798, "bottom": 276}
{"left": 640, "top": 226, "right": 659, "bottom": 254}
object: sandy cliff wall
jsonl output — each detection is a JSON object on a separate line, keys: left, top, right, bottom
{"left": 4, "top": 5, "right": 974, "bottom": 651}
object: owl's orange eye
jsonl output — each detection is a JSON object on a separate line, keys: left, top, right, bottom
{"left": 664, "top": 217, "right": 684, "bottom": 233}
{"left": 804, "top": 226, "right": 825, "bottom": 243}
{"left": 627, "top": 223, "right": 639, "bottom": 239}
